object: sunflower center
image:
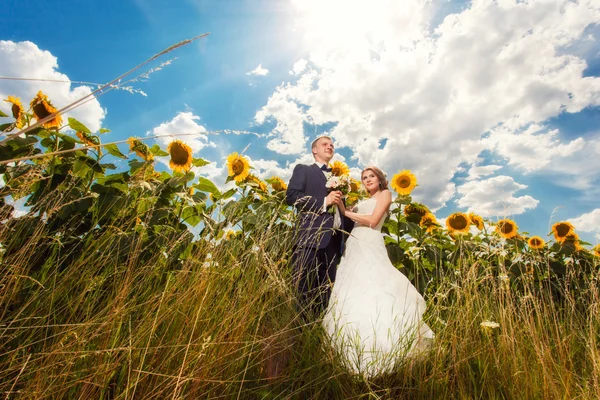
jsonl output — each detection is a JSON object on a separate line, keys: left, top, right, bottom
{"left": 397, "top": 177, "right": 410, "bottom": 188}
{"left": 555, "top": 224, "right": 571, "bottom": 237}
{"left": 170, "top": 144, "right": 190, "bottom": 165}
{"left": 531, "top": 238, "right": 541, "bottom": 246}
{"left": 232, "top": 160, "right": 245, "bottom": 175}
{"left": 500, "top": 222, "right": 514, "bottom": 234}
{"left": 33, "top": 102, "right": 51, "bottom": 119}
{"left": 450, "top": 216, "right": 468, "bottom": 230}
{"left": 11, "top": 104, "right": 22, "bottom": 119}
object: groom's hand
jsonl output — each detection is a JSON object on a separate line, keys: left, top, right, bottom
{"left": 326, "top": 191, "right": 342, "bottom": 206}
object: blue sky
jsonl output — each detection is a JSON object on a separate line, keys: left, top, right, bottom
{"left": 1, "top": 0, "right": 600, "bottom": 245}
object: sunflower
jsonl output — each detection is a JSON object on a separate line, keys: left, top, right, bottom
{"left": 495, "top": 219, "right": 518, "bottom": 239}
{"left": 350, "top": 178, "right": 361, "bottom": 193}
{"left": 168, "top": 140, "right": 193, "bottom": 173}
{"left": 468, "top": 213, "right": 484, "bottom": 230}
{"left": 225, "top": 229, "right": 238, "bottom": 240}
{"left": 551, "top": 221, "right": 575, "bottom": 244}
{"left": 527, "top": 236, "right": 545, "bottom": 250}
{"left": 390, "top": 170, "right": 417, "bottom": 195}
{"left": 420, "top": 212, "right": 439, "bottom": 234}
{"left": 226, "top": 152, "right": 251, "bottom": 183}
{"left": 403, "top": 202, "right": 429, "bottom": 217}
{"left": 446, "top": 212, "right": 470, "bottom": 234}
{"left": 593, "top": 245, "right": 600, "bottom": 257}
{"left": 247, "top": 174, "right": 267, "bottom": 192}
{"left": 127, "top": 137, "right": 154, "bottom": 161}
{"left": 4, "top": 96, "right": 26, "bottom": 128}
{"left": 563, "top": 232, "right": 583, "bottom": 251}
{"left": 270, "top": 176, "right": 287, "bottom": 191}
{"left": 330, "top": 160, "right": 350, "bottom": 177}
{"left": 76, "top": 131, "right": 99, "bottom": 147}
{"left": 29, "top": 91, "right": 62, "bottom": 129}
{"left": 346, "top": 192, "right": 360, "bottom": 207}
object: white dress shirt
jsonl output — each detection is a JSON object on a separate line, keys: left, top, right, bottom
{"left": 315, "top": 162, "right": 342, "bottom": 229}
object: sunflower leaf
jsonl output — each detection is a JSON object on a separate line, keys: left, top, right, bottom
{"left": 99, "top": 128, "right": 111, "bottom": 134}
{"left": 100, "top": 163, "right": 117, "bottom": 170}
{"left": 221, "top": 188, "right": 237, "bottom": 200}
{"left": 182, "top": 206, "right": 201, "bottom": 227}
{"left": 68, "top": 117, "right": 91, "bottom": 134}
{"left": 105, "top": 144, "right": 127, "bottom": 159}
{"left": 383, "top": 235, "right": 398, "bottom": 245}
{"left": 72, "top": 159, "right": 94, "bottom": 178}
{"left": 40, "top": 137, "right": 55, "bottom": 150}
{"left": 149, "top": 144, "right": 168, "bottom": 156}
{"left": 0, "top": 109, "right": 8, "bottom": 118}
{"left": 26, "top": 127, "right": 51, "bottom": 138}
{"left": 192, "top": 157, "right": 210, "bottom": 167}
{"left": 0, "top": 123, "right": 14, "bottom": 133}
{"left": 194, "top": 177, "right": 220, "bottom": 195}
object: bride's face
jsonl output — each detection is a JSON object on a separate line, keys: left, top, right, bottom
{"left": 362, "top": 170, "right": 380, "bottom": 195}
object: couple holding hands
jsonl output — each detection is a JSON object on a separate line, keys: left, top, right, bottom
{"left": 285, "top": 136, "right": 433, "bottom": 376}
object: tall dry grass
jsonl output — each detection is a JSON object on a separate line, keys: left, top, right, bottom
{"left": 0, "top": 181, "right": 599, "bottom": 399}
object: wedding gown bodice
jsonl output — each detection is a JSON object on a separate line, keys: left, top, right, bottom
{"left": 352, "top": 197, "right": 387, "bottom": 231}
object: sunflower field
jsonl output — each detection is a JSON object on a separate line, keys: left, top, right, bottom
{"left": 1, "top": 92, "right": 599, "bottom": 399}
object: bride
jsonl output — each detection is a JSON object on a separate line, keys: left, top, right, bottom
{"left": 323, "top": 166, "right": 434, "bottom": 376}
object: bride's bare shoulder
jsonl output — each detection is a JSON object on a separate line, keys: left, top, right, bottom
{"left": 375, "top": 190, "right": 392, "bottom": 201}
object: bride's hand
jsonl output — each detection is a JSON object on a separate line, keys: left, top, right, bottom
{"left": 337, "top": 199, "right": 346, "bottom": 215}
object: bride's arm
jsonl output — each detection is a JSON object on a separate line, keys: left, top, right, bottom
{"left": 341, "top": 190, "right": 392, "bottom": 228}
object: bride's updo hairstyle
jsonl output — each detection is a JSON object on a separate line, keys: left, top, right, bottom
{"left": 361, "top": 166, "right": 389, "bottom": 194}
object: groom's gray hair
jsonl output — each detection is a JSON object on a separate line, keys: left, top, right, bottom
{"left": 311, "top": 135, "right": 333, "bottom": 149}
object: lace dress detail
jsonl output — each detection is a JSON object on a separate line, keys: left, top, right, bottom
{"left": 322, "top": 197, "right": 434, "bottom": 376}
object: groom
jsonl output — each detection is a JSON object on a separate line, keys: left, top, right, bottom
{"left": 286, "top": 136, "right": 353, "bottom": 318}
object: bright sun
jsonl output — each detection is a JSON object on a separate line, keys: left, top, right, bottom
{"left": 292, "top": 0, "right": 391, "bottom": 51}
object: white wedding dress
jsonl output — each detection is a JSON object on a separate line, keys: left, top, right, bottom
{"left": 323, "top": 197, "right": 434, "bottom": 376}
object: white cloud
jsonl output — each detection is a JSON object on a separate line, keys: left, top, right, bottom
{"left": 250, "top": 158, "right": 291, "bottom": 182}
{"left": 254, "top": 0, "right": 600, "bottom": 210}
{"left": 0, "top": 40, "right": 105, "bottom": 133}
{"left": 149, "top": 111, "right": 213, "bottom": 154}
{"left": 246, "top": 64, "right": 269, "bottom": 76}
{"left": 291, "top": 59, "right": 308, "bottom": 75}
{"left": 456, "top": 175, "right": 539, "bottom": 217}
{"left": 466, "top": 164, "right": 503, "bottom": 181}
{"left": 254, "top": 70, "right": 320, "bottom": 155}
{"left": 485, "top": 123, "right": 586, "bottom": 172}
{"left": 567, "top": 208, "right": 600, "bottom": 235}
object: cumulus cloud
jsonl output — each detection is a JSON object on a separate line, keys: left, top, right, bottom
{"left": 246, "top": 64, "right": 269, "bottom": 76}
{"left": 0, "top": 40, "right": 105, "bottom": 132}
{"left": 149, "top": 111, "right": 213, "bottom": 154}
{"left": 567, "top": 208, "right": 600, "bottom": 235}
{"left": 291, "top": 59, "right": 308, "bottom": 75}
{"left": 456, "top": 175, "right": 539, "bottom": 217}
{"left": 466, "top": 164, "right": 503, "bottom": 181}
{"left": 485, "top": 123, "right": 586, "bottom": 172}
{"left": 254, "top": 0, "right": 600, "bottom": 209}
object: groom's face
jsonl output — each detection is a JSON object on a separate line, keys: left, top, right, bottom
{"left": 312, "top": 137, "right": 334, "bottom": 163}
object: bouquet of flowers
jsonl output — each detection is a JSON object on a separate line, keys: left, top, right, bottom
{"left": 325, "top": 173, "right": 351, "bottom": 214}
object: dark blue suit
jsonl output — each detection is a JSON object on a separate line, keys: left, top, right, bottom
{"left": 286, "top": 163, "right": 353, "bottom": 316}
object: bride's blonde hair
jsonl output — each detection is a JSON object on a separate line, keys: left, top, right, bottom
{"left": 361, "top": 166, "right": 389, "bottom": 194}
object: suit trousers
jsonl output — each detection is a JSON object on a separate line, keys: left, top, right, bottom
{"left": 292, "top": 231, "right": 342, "bottom": 318}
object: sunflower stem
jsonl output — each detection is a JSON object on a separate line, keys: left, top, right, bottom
{"left": 177, "top": 182, "right": 187, "bottom": 222}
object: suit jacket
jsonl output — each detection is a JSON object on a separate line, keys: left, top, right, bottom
{"left": 286, "top": 163, "right": 353, "bottom": 250}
